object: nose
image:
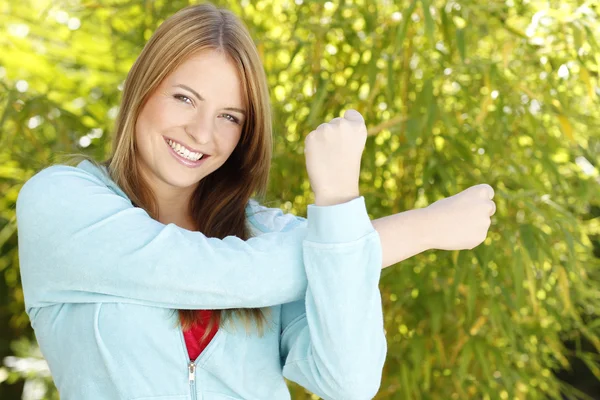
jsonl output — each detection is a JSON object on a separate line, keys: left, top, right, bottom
{"left": 185, "top": 113, "right": 213, "bottom": 145}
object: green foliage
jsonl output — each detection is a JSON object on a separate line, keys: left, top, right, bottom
{"left": 1, "top": 0, "right": 599, "bottom": 399}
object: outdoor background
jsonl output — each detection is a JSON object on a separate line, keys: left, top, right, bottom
{"left": 1, "top": 0, "right": 600, "bottom": 399}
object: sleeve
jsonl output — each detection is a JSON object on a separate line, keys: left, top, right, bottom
{"left": 279, "top": 199, "right": 387, "bottom": 400}
{"left": 16, "top": 165, "right": 316, "bottom": 312}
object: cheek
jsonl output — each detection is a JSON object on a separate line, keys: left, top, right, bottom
{"left": 135, "top": 104, "right": 165, "bottom": 157}
{"left": 134, "top": 115, "right": 153, "bottom": 155}
{"left": 135, "top": 103, "right": 156, "bottom": 139}
{"left": 134, "top": 120, "right": 152, "bottom": 165}
{"left": 220, "top": 127, "right": 242, "bottom": 153}
{"left": 140, "top": 98, "right": 181, "bottom": 131}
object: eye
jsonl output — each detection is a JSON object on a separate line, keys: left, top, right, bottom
{"left": 173, "top": 94, "right": 193, "bottom": 105}
{"left": 221, "top": 113, "right": 241, "bottom": 125}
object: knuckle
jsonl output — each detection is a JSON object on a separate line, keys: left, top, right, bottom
{"left": 316, "top": 123, "right": 328, "bottom": 131}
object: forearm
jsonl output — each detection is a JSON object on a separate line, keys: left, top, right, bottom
{"left": 372, "top": 207, "right": 433, "bottom": 269}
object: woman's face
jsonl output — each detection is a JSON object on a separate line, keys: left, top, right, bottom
{"left": 135, "top": 49, "right": 246, "bottom": 193}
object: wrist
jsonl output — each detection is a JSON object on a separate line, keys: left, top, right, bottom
{"left": 314, "top": 192, "right": 360, "bottom": 207}
{"left": 306, "top": 196, "right": 372, "bottom": 244}
{"left": 418, "top": 206, "right": 438, "bottom": 250}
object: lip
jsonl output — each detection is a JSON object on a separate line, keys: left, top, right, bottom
{"left": 163, "top": 136, "right": 208, "bottom": 155}
{"left": 164, "top": 138, "right": 210, "bottom": 168}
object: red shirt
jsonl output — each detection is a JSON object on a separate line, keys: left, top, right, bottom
{"left": 183, "top": 310, "right": 219, "bottom": 360}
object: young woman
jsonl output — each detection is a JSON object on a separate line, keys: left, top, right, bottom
{"left": 16, "top": 3, "right": 496, "bottom": 400}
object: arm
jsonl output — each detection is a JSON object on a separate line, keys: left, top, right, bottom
{"left": 279, "top": 193, "right": 493, "bottom": 399}
{"left": 373, "top": 207, "right": 432, "bottom": 269}
{"left": 278, "top": 110, "right": 386, "bottom": 399}
{"left": 279, "top": 107, "right": 495, "bottom": 399}
{"left": 280, "top": 198, "right": 386, "bottom": 400}
{"left": 16, "top": 165, "right": 350, "bottom": 312}
{"left": 374, "top": 183, "right": 497, "bottom": 268}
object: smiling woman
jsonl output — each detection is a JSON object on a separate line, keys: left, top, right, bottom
{"left": 15, "top": 3, "right": 388, "bottom": 399}
{"left": 98, "top": 3, "right": 280, "bottom": 339}
{"left": 14, "top": 2, "right": 496, "bottom": 400}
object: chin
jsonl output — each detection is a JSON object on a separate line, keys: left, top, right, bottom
{"left": 158, "top": 166, "right": 206, "bottom": 190}
{"left": 171, "top": 175, "right": 205, "bottom": 190}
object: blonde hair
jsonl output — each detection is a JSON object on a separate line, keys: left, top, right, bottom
{"left": 103, "top": 3, "right": 273, "bottom": 339}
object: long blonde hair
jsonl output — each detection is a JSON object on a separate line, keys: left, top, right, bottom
{"left": 104, "top": 3, "right": 273, "bottom": 338}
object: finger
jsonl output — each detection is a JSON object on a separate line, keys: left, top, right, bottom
{"left": 316, "top": 122, "right": 328, "bottom": 132}
{"left": 343, "top": 109, "right": 364, "bottom": 123}
{"left": 488, "top": 200, "right": 496, "bottom": 216}
{"left": 477, "top": 184, "right": 494, "bottom": 200}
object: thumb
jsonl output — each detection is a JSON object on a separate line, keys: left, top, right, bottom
{"left": 343, "top": 109, "right": 364, "bottom": 123}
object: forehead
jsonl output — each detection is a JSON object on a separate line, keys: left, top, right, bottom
{"left": 165, "top": 50, "right": 244, "bottom": 105}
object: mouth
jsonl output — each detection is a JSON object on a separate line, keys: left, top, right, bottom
{"left": 163, "top": 137, "right": 210, "bottom": 168}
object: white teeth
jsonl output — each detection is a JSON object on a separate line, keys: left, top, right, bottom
{"left": 167, "top": 139, "right": 204, "bottom": 161}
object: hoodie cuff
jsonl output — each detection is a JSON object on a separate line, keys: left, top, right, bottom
{"left": 305, "top": 196, "right": 374, "bottom": 244}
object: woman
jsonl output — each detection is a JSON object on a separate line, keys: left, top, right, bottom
{"left": 16, "top": 3, "right": 496, "bottom": 400}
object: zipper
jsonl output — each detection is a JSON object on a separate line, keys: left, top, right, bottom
{"left": 179, "top": 327, "right": 198, "bottom": 400}
{"left": 178, "top": 319, "right": 222, "bottom": 400}
{"left": 188, "top": 361, "right": 197, "bottom": 400}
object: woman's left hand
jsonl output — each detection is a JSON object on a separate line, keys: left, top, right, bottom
{"left": 304, "top": 109, "right": 367, "bottom": 206}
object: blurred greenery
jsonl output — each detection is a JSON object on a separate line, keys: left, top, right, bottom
{"left": 1, "top": 0, "right": 600, "bottom": 399}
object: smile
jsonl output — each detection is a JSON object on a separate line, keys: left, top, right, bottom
{"left": 164, "top": 137, "right": 210, "bottom": 167}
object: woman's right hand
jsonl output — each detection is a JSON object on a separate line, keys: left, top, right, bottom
{"left": 304, "top": 109, "right": 367, "bottom": 207}
{"left": 424, "top": 184, "right": 496, "bottom": 251}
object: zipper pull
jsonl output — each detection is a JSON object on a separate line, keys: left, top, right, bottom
{"left": 188, "top": 361, "right": 196, "bottom": 383}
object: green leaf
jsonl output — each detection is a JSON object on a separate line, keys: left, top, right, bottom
{"left": 440, "top": 5, "right": 453, "bottom": 59}
{"left": 423, "top": 98, "right": 438, "bottom": 135}
{"left": 457, "top": 342, "right": 473, "bottom": 381}
{"left": 423, "top": 355, "right": 432, "bottom": 391}
{"left": 450, "top": 251, "right": 470, "bottom": 300}
{"left": 473, "top": 339, "right": 492, "bottom": 378}
{"left": 0, "top": 217, "right": 16, "bottom": 249}
{"left": 395, "top": 0, "right": 418, "bottom": 48}
{"left": 405, "top": 118, "right": 420, "bottom": 146}
{"left": 519, "top": 223, "right": 539, "bottom": 262}
{"left": 401, "top": 364, "right": 412, "bottom": 398}
{"left": 429, "top": 292, "right": 444, "bottom": 334}
{"left": 368, "top": 52, "right": 378, "bottom": 92}
{"left": 456, "top": 28, "right": 466, "bottom": 61}
{"left": 512, "top": 248, "right": 525, "bottom": 306}
{"left": 421, "top": 0, "right": 435, "bottom": 44}
{"left": 305, "top": 77, "right": 329, "bottom": 128}
{"left": 467, "top": 267, "right": 478, "bottom": 322}
{"left": 386, "top": 56, "right": 396, "bottom": 106}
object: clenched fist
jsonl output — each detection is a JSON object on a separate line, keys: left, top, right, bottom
{"left": 305, "top": 109, "right": 367, "bottom": 206}
{"left": 425, "top": 184, "right": 496, "bottom": 250}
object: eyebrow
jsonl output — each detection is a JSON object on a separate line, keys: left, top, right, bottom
{"left": 173, "top": 84, "right": 246, "bottom": 116}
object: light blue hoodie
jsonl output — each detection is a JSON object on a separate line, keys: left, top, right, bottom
{"left": 16, "top": 160, "right": 386, "bottom": 400}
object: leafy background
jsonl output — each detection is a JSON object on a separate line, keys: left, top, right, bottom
{"left": 1, "top": 0, "right": 599, "bottom": 399}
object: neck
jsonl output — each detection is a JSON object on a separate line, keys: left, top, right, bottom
{"left": 156, "top": 191, "right": 197, "bottom": 231}
{"left": 137, "top": 162, "right": 198, "bottom": 230}
{"left": 147, "top": 181, "right": 198, "bottom": 231}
